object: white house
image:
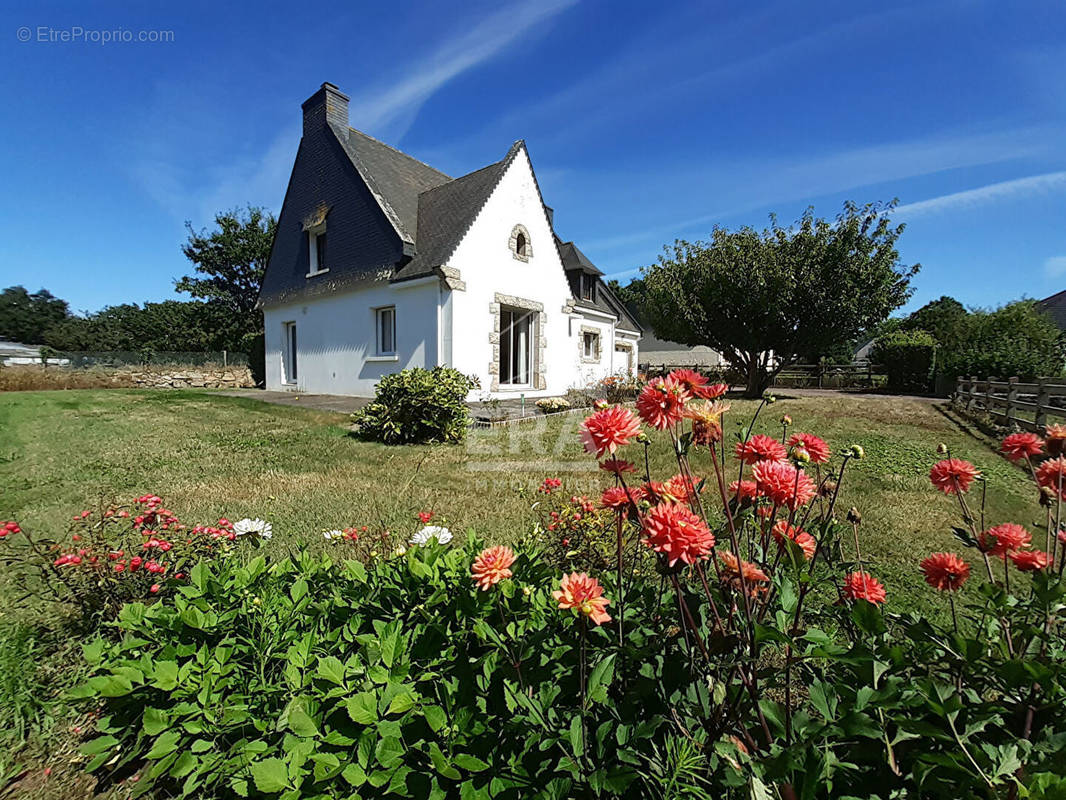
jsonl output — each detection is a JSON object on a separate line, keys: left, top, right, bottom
{"left": 259, "top": 83, "right": 641, "bottom": 399}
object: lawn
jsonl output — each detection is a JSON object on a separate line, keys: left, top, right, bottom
{"left": 0, "top": 388, "right": 1036, "bottom": 620}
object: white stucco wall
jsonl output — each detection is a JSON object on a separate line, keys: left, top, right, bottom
{"left": 263, "top": 278, "right": 440, "bottom": 396}
{"left": 446, "top": 148, "right": 634, "bottom": 399}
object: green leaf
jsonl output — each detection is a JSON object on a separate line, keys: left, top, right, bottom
{"left": 387, "top": 691, "right": 415, "bottom": 716}
{"left": 380, "top": 624, "right": 401, "bottom": 668}
{"left": 290, "top": 578, "right": 308, "bottom": 603}
{"left": 428, "top": 743, "right": 461, "bottom": 780}
{"left": 285, "top": 699, "right": 319, "bottom": 738}
{"left": 142, "top": 707, "right": 168, "bottom": 736}
{"left": 453, "top": 753, "right": 490, "bottom": 773}
{"left": 151, "top": 660, "right": 179, "bottom": 691}
{"left": 250, "top": 757, "right": 290, "bottom": 794}
{"left": 423, "top": 705, "right": 447, "bottom": 733}
{"left": 146, "top": 730, "right": 182, "bottom": 760}
{"left": 346, "top": 692, "right": 378, "bottom": 725}
{"left": 375, "top": 735, "right": 404, "bottom": 768}
{"left": 316, "top": 656, "right": 346, "bottom": 685}
{"left": 569, "top": 717, "right": 584, "bottom": 758}
{"left": 587, "top": 654, "right": 616, "bottom": 705}
{"left": 81, "top": 735, "right": 119, "bottom": 756}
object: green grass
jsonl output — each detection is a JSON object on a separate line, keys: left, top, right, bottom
{"left": 0, "top": 389, "right": 1039, "bottom": 613}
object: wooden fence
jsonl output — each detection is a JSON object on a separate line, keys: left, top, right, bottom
{"left": 772, "top": 363, "right": 887, "bottom": 390}
{"left": 953, "top": 376, "right": 1066, "bottom": 431}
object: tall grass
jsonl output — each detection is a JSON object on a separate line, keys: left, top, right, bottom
{"left": 0, "top": 365, "right": 133, "bottom": 392}
{"left": 0, "top": 623, "right": 52, "bottom": 745}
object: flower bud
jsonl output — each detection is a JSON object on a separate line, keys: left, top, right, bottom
{"left": 593, "top": 398, "right": 609, "bottom": 410}
{"left": 849, "top": 444, "right": 865, "bottom": 460}
{"left": 936, "top": 443, "right": 948, "bottom": 455}
{"left": 846, "top": 506, "right": 862, "bottom": 525}
{"left": 763, "top": 393, "right": 777, "bottom": 404}
{"left": 1039, "top": 486, "right": 1056, "bottom": 508}
{"left": 781, "top": 414, "right": 792, "bottom": 426}
{"left": 819, "top": 479, "right": 837, "bottom": 498}
{"left": 791, "top": 446, "right": 811, "bottom": 465}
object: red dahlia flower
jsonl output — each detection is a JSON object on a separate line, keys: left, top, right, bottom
{"left": 552, "top": 572, "right": 612, "bottom": 625}
{"left": 599, "top": 458, "right": 636, "bottom": 475}
{"left": 1010, "top": 549, "right": 1050, "bottom": 572}
{"left": 641, "top": 502, "right": 715, "bottom": 566}
{"left": 580, "top": 405, "right": 642, "bottom": 458}
{"left": 668, "top": 368, "right": 709, "bottom": 396}
{"left": 735, "top": 434, "right": 787, "bottom": 464}
{"left": 0, "top": 521, "right": 20, "bottom": 538}
{"left": 786, "top": 433, "right": 830, "bottom": 464}
{"left": 751, "top": 460, "right": 816, "bottom": 510}
{"left": 600, "top": 486, "right": 639, "bottom": 515}
{"left": 417, "top": 511, "right": 434, "bottom": 524}
{"left": 729, "top": 480, "right": 758, "bottom": 505}
{"left": 979, "top": 523, "right": 1031, "bottom": 557}
{"left": 1000, "top": 432, "right": 1044, "bottom": 462}
{"left": 1036, "top": 457, "right": 1066, "bottom": 499}
{"left": 701, "top": 383, "right": 729, "bottom": 400}
{"left": 471, "top": 546, "right": 516, "bottom": 590}
{"left": 842, "top": 571, "right": 886, "bottom": 605}
{"left": 919, "top": 552, "right": 971, "bottom": 591}
{"left": 929, "top": 458, "right": 980, "bottom": 494}
{"left": 636, "top": 376, "right": 689, "bottom": 430}
{"left": 771, "top": 520, "right": 816, "bottom": 560}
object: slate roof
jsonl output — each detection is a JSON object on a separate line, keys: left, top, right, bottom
{"left": 392, "top": 142, "right": 524, "bottom": 282}
{"left": 1037, "top": 290, "right": 1066, "bottom": 332}
{"left": 557, "top": 240, "right": 603, "bottom": 276}
{"left": 335, "top": 127, "right": 452, "bottom": 246}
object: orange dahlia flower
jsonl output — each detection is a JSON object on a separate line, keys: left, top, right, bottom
{"left": 580, "top": 405, "right": 642, "bottom": 458}
{"left": 600, "top": 486, "right": 639, "bottom": 515}
{"left": 684, "top": 400, "right": 728, "bottom": 446}
{"left": 842, "top": 571, "right": 886, "bottom": 605}
{"left": 718, "top": 550, "right": 770, "bottom": 586}
{"left": 641, "top": 502, "right": 715, "bottom": 566}
{"left": 735, "top": 434, "right": 787, "bottom": 464}
{"left": 1000, "top": 432, "right": 1044, "bottom": 462}
{"left": 471, "top": 546, "right": 516, "bottom": 590}
{"left": 929, "top": 458, "right": 980, "bottom": 494}
{"left": 786, "top": 433, "right": 831, "bottom": 464}
{"left": 668, "top": 368, "right": 709, "bottom": 395}
{"left": 636, "top": 376, "right": 689, "bottom": 430}
{"left": 729, "top": 479, "right": 758, "bottom": 505}
{"left": 599, "top": 458, "right": 636, "bottom": 475}
{"left": 752, "top": 459, "right": 816, "bottom": 510}
{"left": 1046, "top": 424, "right": 1066, "bottom": 456}
{"left": 919, "top": 552, "right": 971, "bottom": 591}
{"left": 552, "top": 572, "right": 611, "bottom": 625}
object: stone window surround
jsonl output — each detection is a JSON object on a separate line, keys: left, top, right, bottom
{"left": 508, "top": 224, "right": 532, "bottom": 262}
{"left": 579, "top": 325, "right": 602, "bottom": 363}
{"left": 489, "top": 293, "right": 547, "bottom": 391}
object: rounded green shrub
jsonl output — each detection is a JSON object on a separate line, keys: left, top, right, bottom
{"left": 352, "top": 367, "right": 477, "bottom": 444}
{"left": 872, "top": 329, "right": 937, "bottom": 391}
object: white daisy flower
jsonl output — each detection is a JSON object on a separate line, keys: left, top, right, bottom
{"left": 410, "top": 525, "right": 453, "bottom": 546}
{"left": 234, "top": 518, "right": 273, "bottom": 539}
{"left": 323, "top": 529, "right": 345, "bottom": 541}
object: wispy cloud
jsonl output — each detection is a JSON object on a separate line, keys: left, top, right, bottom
{"left": 348, "top": 0, "right": 579, "bottom": 140}
{"left": 892, "top": 171, "right": 1066, "bottom": 218}
{"left": 1045, "top": 255, "right": 1066, "bottom": 278}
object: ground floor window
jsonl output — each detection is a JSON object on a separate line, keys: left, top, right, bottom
{"left": 500, "top": 307, "right": 534, "bottom": 386}
{"left": 583, "top": 331, "right": 600, "bottom": 360}
{"left": 376, "top": 306, "right": 396, "bottom": 355}
{"left": 615, "top": 342, "right": 634, "bottom": 372}
{"left": 282, "top": 322, "right": 297, "bottom": 383}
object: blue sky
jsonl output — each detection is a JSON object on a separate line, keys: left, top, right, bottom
{"left": 1, "top": 0, "right": 1064, "bottom": 316}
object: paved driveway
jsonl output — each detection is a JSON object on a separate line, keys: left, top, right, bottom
{"left": 225, "top": 389, "right": 371, "bottom": 414}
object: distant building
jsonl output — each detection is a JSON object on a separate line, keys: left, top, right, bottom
{"left": 0, "top": 340, "right": 42, "bottom": 366}
{"left": 638, "top": 332, "right": 726, "bottom": 370}
{"left": 1037, "top": 290, "right": 1066, "bottom": 332}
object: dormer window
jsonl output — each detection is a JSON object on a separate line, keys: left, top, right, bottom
{"left": 580, "top": 274, "right": 595, "bottom": 302}
{"left": 509, "top": 224, "right": 532, "bottom": 262}
{"left": 307, "top": 225, "right": 328, "bottom": 277}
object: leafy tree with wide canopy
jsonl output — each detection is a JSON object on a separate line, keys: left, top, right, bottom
{"left": 639, "top": 201, "right": 919, "bottom": 396}
{"left": 0, "top": 286, "right": 70, "bottom": 345}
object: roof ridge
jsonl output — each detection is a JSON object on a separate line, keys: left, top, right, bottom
{"left": 348, "top": 127, "right": 451, "bottom": 181}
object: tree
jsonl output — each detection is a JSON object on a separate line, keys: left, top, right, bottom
{"left": 177, "top": 207, "right": 277, "bottom": 339}
{"left": 640, "top": 202, "right": 919, "bottom": 396}
{"left": 900, "top": 295, "right": 969, "bottom": 351}
{"left": 0, "top": 286, "right": 70, "bottom": 344}
{"left": 939, "top": 301, "right": 1064, "bottom": 380}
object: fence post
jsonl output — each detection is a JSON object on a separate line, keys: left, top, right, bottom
{"left": 1006, "top": 377, "right": 1018, "bottom": 426}
{"left": 967, "top": 375, "right": 977, "bottom": 411}
{"left": 817, "top": 363, "right": 823, "bottom": 389}
{"left": 1036, "top": 377, "right": 1049, "bottom": 430}
{"left": 223, "top": 349, "right": 228, "bottom": 367}
{"left": 984, "top": 376, "right": 995, "bottom": 416}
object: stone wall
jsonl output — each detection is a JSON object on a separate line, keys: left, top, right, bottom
{"left": 118, "top": 365, "right": 255, "bottom": 389}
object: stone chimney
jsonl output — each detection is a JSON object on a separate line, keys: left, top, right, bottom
{"left": 301, "top": 82, "right": 349, "bottom": 137}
